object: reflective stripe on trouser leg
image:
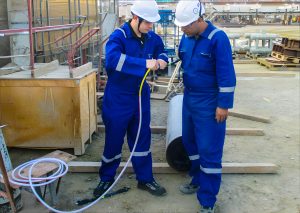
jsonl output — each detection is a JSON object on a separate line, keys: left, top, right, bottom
{"left": 99, "top": 89, "right": 133, "bottom": 182}
{"left": 127, "top": 89, "right": 153, "bottom": 183}
{"left": 182, "top": 96, "right": 200, "bottom": 185}
{"left": 193, "top": 114, "right": 226, "bottom": 208}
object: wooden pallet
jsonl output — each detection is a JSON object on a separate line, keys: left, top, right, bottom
{"left": 292, "top": 58, "right": 300, "bottom": 64}
{"left": 246, "top": 52, "right": 261, "bottom": 60}
{"left": 271, "top": 51, "right": 300, "bottom": 63}
{"left": 256, "top": 58, "right": 300, "bottom": 71}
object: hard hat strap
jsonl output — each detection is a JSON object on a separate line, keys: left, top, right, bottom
{"left": 199, "top": 1, "right": 203, "bottom": 18}
{"left": 138, "top": 16, "right": 144, "bottom": 33}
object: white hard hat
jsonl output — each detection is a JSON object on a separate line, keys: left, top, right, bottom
{"left": 131, "top": 0, "right": 161, "bottom": 23}
{"left": 174, "top": 0, "right": 205, "bottom": 27}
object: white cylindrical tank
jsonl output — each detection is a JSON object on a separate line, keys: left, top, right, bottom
{"left": 166, "top": 95, "right": 190, "bottom": 171}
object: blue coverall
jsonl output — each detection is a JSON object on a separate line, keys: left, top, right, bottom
{"left": 100, "top": 22, "right": 168, "bottom": 183}
{"left": 178, "top": 21, "right": 236, "bottom": 208}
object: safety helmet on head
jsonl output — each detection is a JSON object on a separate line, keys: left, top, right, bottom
{"left": 174, "top": 0, "right": 205, "bottom": 27}
{"left": 131, "top": 0, "right": 161, "bottom": 23}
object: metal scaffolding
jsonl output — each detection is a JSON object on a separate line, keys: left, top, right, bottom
{"left": 0, "top": 0, "right": 119, "bottom": 79}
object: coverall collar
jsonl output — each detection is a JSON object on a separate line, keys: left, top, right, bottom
{"left": 125, "top": 20, "right": 151, "bottom": 41}
{"left": 198, "top": 21, "right": 216, "bottom": 39}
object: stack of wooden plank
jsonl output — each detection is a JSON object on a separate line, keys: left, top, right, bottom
{"left": 271, "top": 38, "right": 300, "bottom": 64}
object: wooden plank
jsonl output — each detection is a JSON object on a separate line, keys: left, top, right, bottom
{"left": 97, "top": 125, "right": 167, "bottom": 133}
{"left": 97, "top": 125, "right": 264, "bottom": 136}
{"left": 68, "top": 161, "right": 279, "bottom": 174}
{"left": 235, "top": 72, "right": 296, "bottom": 78}
{"left": 0, "top": 78, "right": 80, "bottom": 87}
{"left": 33, "top": 60, "right": 59, "bottom": 78}
{"left": 150, "top": 126, "right": 167, "bottom": 134}
{"left": 0, "top": 63, "right": 21, "bottom": 76}
{"left": 229, "top": 111, "right": 271, "bottom": 123}
{"left": 75, "top": 73, "right": 97, "bottom": 155}
{"left": 233, "top": 60, "right": 257, "bottom": 64}
{"left": 226, "top": 128, "right": 264, "bottom": 136}
{"left": 72, "top": 62, "right": 96, "bottom": 78}
{"left": 222, "top": 163, "right": 279, "bottom": 174}
{"left": 0, "top": 69, "right": 18, "bottom": 76}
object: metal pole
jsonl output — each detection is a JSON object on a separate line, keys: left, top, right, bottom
{"left": 78, "top": 0, "right": 83, "bottom": 65}
{"left": 68, "top": 0, "right": 72, "bottom": 45}
{"left": 97, "top": 11, "right": 103, "bottom": 75}
{"left": 40, "top": 0, "right": 46, "bottom": 63}
{"left": 27, "top": 0, "right": 35, "bottom": 75}
{"left": 45, "top": 0, "right": 53, "bottom": 61}
{"left": 86, "top": 0, "right": 90, "bottom": 61}
{"left": 61, "top": 16, "right": 65, "bottom": 61}
{"left": 74, "top": 0, "right": 78, "bottom": 41}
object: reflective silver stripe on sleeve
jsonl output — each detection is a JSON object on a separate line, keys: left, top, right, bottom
{"left": 200, "top": 165, "right": 222, "bottom": 174}
{"left": 132, "top": 150, "right": 151, "bottom": 157}
{"left": 219, "top": 86, "right": 235, "bottom": 93}
{"left": 116, "top": 28, "right": 127, "bottom": 38}
{"left": 102, "top": 153, "right": 122, "bottom": 163}
{"left": 189, "top": 155, "right": 200, "bottom": 161}
{"left": 116, "top": 53, "right": 126, "bottom": 72}
{"left": 208, "top": 28, "right": 221, "bottom": 40}
{"left": 159, "top": 53, "right": 168, "bottom": 58}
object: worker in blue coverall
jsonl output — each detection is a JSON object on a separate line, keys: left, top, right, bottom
{"left": 93, "top": 0, "right": 168, "bottom": 197}
{"left": 174, "top": 1, "right": 236, "bottom": 212}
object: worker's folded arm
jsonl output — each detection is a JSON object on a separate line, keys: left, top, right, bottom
{"left": 213, "top": 31, "right": 236, "bottom": 109}
{"left": 105, "top": 35, "right": 147, "bottom": 77}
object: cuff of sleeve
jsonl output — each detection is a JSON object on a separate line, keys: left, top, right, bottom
{"left": 158, "top": 54, "right": 168, "bottom": 63}
{"left": 218, "top": 93, "right": 234, "bottom": 109}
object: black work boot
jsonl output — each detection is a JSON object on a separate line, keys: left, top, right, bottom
{"left": 93, "top": 181, "right": 114, "bottom": 197}
{"left": 137, "top": 180, "right": 167, "bottom": 196}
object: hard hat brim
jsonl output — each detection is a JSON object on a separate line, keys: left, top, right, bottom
{"left": 174, "top": 17, "right": 198, "bottom": 27}
{"left": 144, "top": 14, "right": 161, "bottom": 23}
{"left": 133, "top": 13, "right": 161, "bottom": 23}
{"left": 131, "top": 8, "right": 161, "bottom": 23}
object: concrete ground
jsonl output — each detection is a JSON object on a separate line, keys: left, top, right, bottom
{"left": 8, "top": 62, "right": 299, "bottom": 213}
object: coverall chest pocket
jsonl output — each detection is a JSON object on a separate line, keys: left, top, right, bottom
{"left": 192, "top": 49, "right": 214, "bottom": 73}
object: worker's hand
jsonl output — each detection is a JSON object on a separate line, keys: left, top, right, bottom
{"left": 146, "top": 59, "right": 159, "bottom": 71}
{"left": 215, "top": 107, "right": 228, "bottom": 123}
{"left": 157, "top": 59, "right": 167, "bottom": 70}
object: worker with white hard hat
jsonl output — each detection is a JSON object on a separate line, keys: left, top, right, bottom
{"left": 174, "top": 1, "right": 236, "bottom": 212}
{"left": 93, "top": 0, "right": 168, "bottom": 198}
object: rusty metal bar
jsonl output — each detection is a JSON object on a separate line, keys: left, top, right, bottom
{"left": 27, "top": 0, "right": 35, "bottom": 72}
{"left": 67, "top": 27, "right": 100, "bottom": 75}
{"left": 45, "top": 0, "right": 53, "bottom": 62}
{"left": 0, "top": 23, "right": 82, "bottom": 36}
{"left": 52, "top": 23, "right": 82, "bottom": 46}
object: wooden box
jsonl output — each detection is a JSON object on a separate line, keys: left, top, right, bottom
{"left": 0, "top": 66, "right": 97, "bottom": 155}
